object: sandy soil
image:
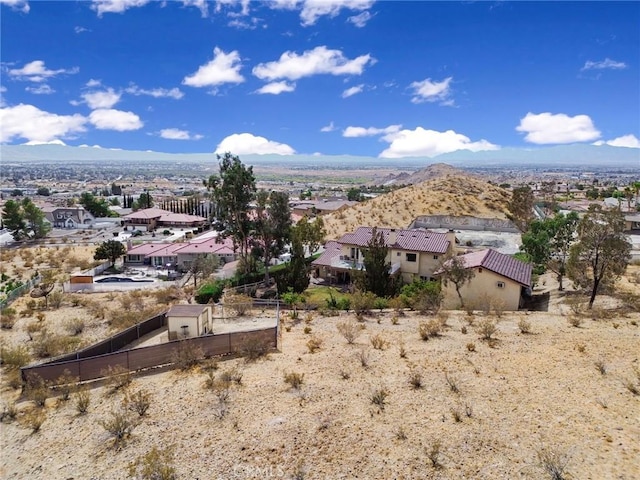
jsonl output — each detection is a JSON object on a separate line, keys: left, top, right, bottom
{"left": 1, "top": 269, "right": 639, "bottom": 480}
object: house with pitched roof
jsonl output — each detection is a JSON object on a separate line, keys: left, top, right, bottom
{"left": 41, "top": 205, "right": 95, "bottom": 228}
{"left": 435, "top": 248, "right": 532, "bottom": 311}
{"left": 122, "top": 208, "right": 206, "bottom": 231}
{"left": 312, "top": 226, "right": 456, "bottom": 284}
{"left": 166, "top": 304, "right": 212, "bottom": 340}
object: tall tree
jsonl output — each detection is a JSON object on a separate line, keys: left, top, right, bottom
{"left": 274, "top": 230, "right": 309, "bottom": 294}
{"left": 80, "top": 192, "right": 111, "bottom": 218}
{"left": 2, "top": 200, "right": 27, "bottom": 240}
{"left": 567, "top": 206, "right": 631, "bottom": 309}
{"left": 22, "top": 198, "right": 50, "bottom": 239}
{"left": 188, "top": 254, "right": 219, "bottom": 288}
{"left": 509, "top": 186, "right": 535, "bottom": 232}
{"left": 293, "top": 215, "right": 326, "bottom": 256}
{"left": 94, "top": 240, "right": 126, "bottom": 266}
{"left": 438, "top": 254, "right": 475, "bottom": 308}
{"left": 207, "top": 153, "right": 257, "bottom": 274}
{"left": 133, "top": 192, "right": 153, "bottom": 211}
{"left": 521, "top": 212, "right": 579, "bottom": 290}
{"left": 253, "top": 190, "right": 292, "bottom": 282}
{"left": 355, "top": 227, "right": 394, "bottom": 297}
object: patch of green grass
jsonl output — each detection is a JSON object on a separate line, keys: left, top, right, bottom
{"left": 304, "top": 287, "right": 351, "bottom": 306}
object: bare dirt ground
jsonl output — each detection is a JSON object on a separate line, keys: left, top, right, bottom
{"left": 1, "top": 262, "right": 639, "bottom": 479}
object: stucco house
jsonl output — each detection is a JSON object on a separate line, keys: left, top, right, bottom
{"left": 166, "top": 304, "right": 212, "bottom": 340}
{"left": 42, "top": 206, "right": 95, "bottom": 228}
{"left": 122, "top": 208, "right": 206, "bottom": 231}
{"left": 312, "top": 226, "right": 456, "bottom": 284}
{"left": 436, "top": 248, "right": 532, "bottom": 311}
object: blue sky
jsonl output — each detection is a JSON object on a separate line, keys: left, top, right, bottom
{"left": 1, "top": 0, "right": 639, "bottom": 157}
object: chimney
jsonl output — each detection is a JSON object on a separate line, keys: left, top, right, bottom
{"left": 388, "top": 228, "right": 397, "bottom": 244}
{"left": 127, "top": 239, "right": 133, "bottom": 251}
{"left": 446, "top": 229, "right": 457, "bottom": 253}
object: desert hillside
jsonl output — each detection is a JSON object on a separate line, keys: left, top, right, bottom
{"left": 323, "top": 173, "right": 511, "bottom": 239}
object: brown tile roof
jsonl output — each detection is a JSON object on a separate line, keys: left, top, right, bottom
{"left": 338, "top": 226, "right": 450, "bottom": 254}
{"left": 311, "top": 241, "right": 342, "bottom": 267}
{"left": 455, "top": 249, "right": 532, "bottom": 287}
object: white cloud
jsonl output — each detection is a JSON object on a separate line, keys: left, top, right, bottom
{"left": 342, "top": 84, "right": 364, "bottom": 98}
{"left": 581, "top": 58, "right": 627, "bottom": 71}
{"left": 86, "top": 79, "right": 102, "bottom": 88}
{"left": 253, "top": 46, "right": 374, "bottom": 82}
{"left": 516, "top": 112, "right": 601, "bottom": 144}
{"left": 378, "top": 127, "right": 499, "bottom": 158}
{"left": 215, "top": 0, "right": 250, "bottom": 16}
{"left": 343, "top": 124, "right": 401, "bottom": 138}
{"left": 255, "top": 81, "right": 296, "bottom": 95}
{"left": 299, "top": 0, "right": 374, "bottom": 26}
{"left": 81, "top": 88, "right": 121, "bottom": 109}
{"left": 7, "top": 60, "right": 78, "bottom": 82}
{"left": 320, "top": 121, "right": 336, "bottom": 132}
{"left": 125, "top": 84, "right": 184, "bottom": 99}
{"left": 159, "top": 128, "right": 203, "bottom": 140}
{"left": 183, "top": 47, "right": 245, "bottom": 88}
{"left": 74, "top": 26, "right": 90, "bottom": 34}
{"left": 182, "top": 0, "right": 208, "bottom": 17}
{"left": 215, "top": 132, "right": 295, "bottom": 155}
{"left": 0, "top": 104, "right": 87, "bottom": 143}
{"left": 410, "top": 76, "right": 453, "bottom": 105}
{"left": 228, "top": 17, "right": 262, "bottom": 29}
{"left": 593, "top": 134, "right": 640, "bottom": 149}
{"left": 347, "top": 10, "right": 372, "bottom": 27}
{"left": 25, "top": 84, "right": 55, "bottom": 95}
{"left": 0, "top": 0, "right": 29, "bottom": 13}
{"left": 88, "top": 108, "right": 143, "bottom": 131}
{"left": 91, "top": 0, "right": 149, "bottom": 16}
{"left": 23, "top": 139, "right": 67, "bottom": 146}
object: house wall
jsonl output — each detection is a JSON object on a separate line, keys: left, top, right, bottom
{"left": 167, "top": 313, "right": 206, "bottom": 338}
{"left": 441, "top": 267, "right": 522, "bottom": 311}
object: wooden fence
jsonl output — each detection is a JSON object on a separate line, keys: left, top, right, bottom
{"left": 21, "top": 327, "right": 278, "bottom": 385}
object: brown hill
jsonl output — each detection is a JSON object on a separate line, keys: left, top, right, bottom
{"left": 377, "top": 162, "right": 468, "bottom": 186}
{"left": 323, "top": 173, "right": 511, "bottom": 239}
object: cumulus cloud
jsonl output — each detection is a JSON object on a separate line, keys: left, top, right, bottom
{"left": 516, "top": 112, "right": 601, "bottom": 144}
{"left": 253, "top": 46, "right": 374, "bottom": 82}
{"left": 183, "top": 47, "right": 245, "bottom": 88}
{"left": 410, "top": 76, "right": 453, "bottom": 105}
{"left": 215, "top": 0, "right": 250, "bottom": 16}
{"left": 343, "top": 124, "right": 401, "bottom": 137}
{"left": 91, "top": 0, "right": 149, "bottom": 16}
{"left": 7, "top": 60, "right": 78, "bottom": 82}
{"left": 125, "top": 84, "right": 184, "bottom": 99}
{"left": 182, "top": 0, "right": 209, "bottom": 17}
{"left": 88, "top": 108, "right": 143, "bottom": 131}
{"left": 320, "top": 121, "right": 336, "bottom": 132}
{"left": 378, "top": 127, "right": 499, "bottom": 158}
{"left": 215, "top": 132, "right": 295, "bottom": 155}
{"left": 0, "top": 0, "right": 29, "bottom": 13}
{"left": 79, "top": 88, "right": 121, "bottom": 109}
{"left": 593, "top": 134, "right": 640, "bottom": 149}
{"left": 347, "top": 10, "right": 372, "bottom": 27}
{"left": 298, "top": 0, "right": 374, "bottom": 26}
{"left": 0, "top": 104, "right": 86, "bottom": 143}
{"left": 581, "top": 58, "right": 627, "bottom": 71}
{"left": 255, "top": 81, "right": 296, "bottom": 95}
{"left": 25, "top": 84, "right": 55, "bottom": 95}
{"left": 159, "top": 128, "right": 203, "bottom": 140}
{"left": 342, "top": 84, "right": 364, "bottom": 98}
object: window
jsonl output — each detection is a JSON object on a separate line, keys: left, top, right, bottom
{"left": 406, "top": 253, "right": 417, "bottom": 262}
{"left": 433, "top": 255, "right": 439, "bottom": 260}
{"left": 496, "top": 281, "right": 505, "bottom": 288}
{"left": 397, "top": 252, "right": 401, "bottom": 256}
{"left": 420, "top": 276, "right": 430, "bottom": 282}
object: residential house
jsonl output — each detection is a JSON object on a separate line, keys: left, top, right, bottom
{"left": 42, "top": 206, "right": 95, "bottom": 228}
{"left": 166, "top": 304, "right": 212, "bottom": 340}
{"left": 122, "top": 208, "right": 206, "bottom": 231}
{"left": 312, "top": 226, "right": 456, "bottom": 284}
{"left": 436, "top": 248, "right": 532, "bottom": 311}
{"left": 624, "top": 213, "right": 640, "bottom": 232}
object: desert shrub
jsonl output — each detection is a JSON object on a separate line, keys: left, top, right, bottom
{"left": 337, "top": 320, "right": 361, "bottom": 344}
{"left": 370, "top": 386, "right": 388, "bottom": 410}
{"left": 492, "top": 298, "right": 506, "bottom": 318}
{"left": 102, "top": 364, "right": 132, "bottom": 392}
{"left": 224, "top": 293, "right": 252, "bottom": 317}
{"left": 303, "top": 326, "right": 312, "bottom": 334}
{"left": 0, "top": 343, "right": 31, "bottom": 368}
{"left": 476, "top": 318, "right": 497, "bottom": 340}
{"left": 241, "top": 335, "right": 271, "bottom": 362}
{"left": 568, "top": 316, "right": 582, "bottom": 328}
{"left": 36, "top": 312, "right": 46, "bottom": 322}
{"left": 284, "top": 371, "right": 305, "bottom": 389}
{"left": 219, "top": 367, "right": 243, "bottom": 385}
{"left": 48, "top": 291, "right": 64, "bottom": 309}
{"left": 518, "top": 318, "right": 532, "bottom": 334}
{"left": 390, "top": 314, "right": 399, "bottom": 325}
{"left": 33, "top": 330, "right": 81, "bottom": 358}
{"left": 466, "top": 342, "right": 476, "bottom": 352}
{"left": 128, "top": 445, "right": 177, "bottom": 480}
{"left": 356, "top": 347, "right": 370, "bottom": 368}
{"left": 575, "top": 343, "right": 586, "bottom": 353}
{"left": 566, "top": 297, "right": 586, "bottom": 316}
{"left": 624, "top": 379, "right": 639, "bottom": 396}
{"left": 25, "top": 321, "right": 44, "bottom": 340}
{"left": 387, "top": 296, "right": 405, "bottom": 313}
{"left": 370, "top": 333, "right": 388, "bottom": 350}
{"left": 75, "top": 386, "right": 91, "bottom": 414}
{"left": 351, "top": 290, "right": 376, "bottom": 315}
{"left": 451, "top": 407, "right": 462, "bottom": 422}
{"left": 537, "top": 447, "right": 572, "bottom": 480}
{"left": 445, "top": 372, "right": 460, "bottom": 394}
{"left": 170, "top": 341, "right": 203, "bottom": 370}
{"left": 336, "top": 297, "right": 351, "bottom": 311}
{"left": 0, "top": 308, "right": 17, "bottom": 329}
{"left": 594, "top": 358, "right": 607, "bottom": 375}
{"left": 339, "top": 369, "right": 351, "bottom": 380}
{"left": 54, "top": 369, "right": 78, "bottom": 401}
{"left": 306, "top": 335, "right": 323, "bottom": 353}
{"left": 23, "top": 408, "right": 46, "bottom": 434}
{"left": 408, "top": 369, "right": 423, "bottom": 389}
{"left": 1, "top": 402, "right": 18, "bottom": 423}
{"left": 373, "top": 297, "right": 388, "bottom": 311}
{"left": 421, "top": 319, "right": 442, "bottom": 339}
{"left": 427, "top": 440, "right": 443, "bottom": 469}
{"left": 398, "top": 339, "right": 407, "bottom": 358}
{"left": 124, "top": 389, "right": 152, "bottom": 417}
{"left": 195, "top": 280, "right": 225, "bottom": 304}
{"left": 65, "top": 317, "right": 85, "bottom": 336}
{"left": 25, "top": 375, "right": 49, "bottom": 407}
{"left": 100, "top": 409, "right": 137, "bottom": 449}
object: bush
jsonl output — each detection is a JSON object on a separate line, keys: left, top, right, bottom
{"left": 351, "top": 290, "right": 376, "bottom": 315}
{"left": 124, "top": 389, "right": 152, "bottom": 417}
{"left": 23, "top": 408, "right": 46, "bottom": 434}
{"left": 0, "top": 343, "right": 31, "bottom": 368}
{"left": 466, "top": 342, "right": 476, "bottom": 352}
{"left": 102, "top": 364, "right": 132, "bottom": 392}
{"left": 518, "top": 318, "right": 532, "bottom": 334}
{"left": 1, "top": 402, "right": 18, "bottom": 423}
{"left": 356, "top": 347, "right": 370, "bottom": 368}
{"left": 0, "top": 308, "right": 17, "bottom": 329}
{"left": 419, "top": 319, "right": 442, "bottom": 339}
{"left": 48, "top": 291, "right": 64, "bottom": 309}
{"left": 373, "top": 297, "right": 388, "bottom": 311}
{"left": 170, "top": 341, "right": 203, "bottom": 370}
{"left": 195, "top": 280, "right": 225, "bottom": 304}
{"left": 408, "top": 369, "right": 423, "bottom": 389}
{"left": 75, "top": 386, "right": 90, "bottom": 414}
{"left": 537, "top": 447, "right": 572, "bottom": 480}
{"left": 306, "top": 335, "right": 323, "bottom": 353}
{"left": 219, "top": 367, "right": 243, "bottom": 385}
{"left": 476, "top": 318, "right": 497, "bottom": 340}
{"left": 100, "top": 409, "right": 137, "bottom": 449}
{"left": 370, "top": 334, "right": 388, "bottom": 350}
{"left": 128, "top": 445, "right": 177, "bottom": 480}
{"left": 370, "top": 386, "right": 389, "bottom": 410}
{"left": 224, "top": 293, "right": 252, "bottom": 316}
{"left": 25, "top": 375, "right": 49, "bottom": 407}
{"left": 427, "top": 440, "right": 443, "bottom": 469}
{"left": 445, "top": 372, "right": 460, "bottom": 394}
{"left": 568, "top": 316, "right": 582, "bottom": 328}
{"left": 303, "top": 326, "right": 312, "bottom": 334}
{"left": 66, "top": 317, "right": 85, "bottom": 336}
{"left": 241, "top": 335, "right": 271, "bottom": 362}
{"left": 337, "top": 320, "right": 361, "bottom": 344}
{"left": 284, "top": 371, "right": 305, "bottom": 390}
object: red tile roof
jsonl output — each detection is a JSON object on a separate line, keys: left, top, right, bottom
{"left": 454, "top": 249, "right": 532, "bottom": 287}
{"left": 338, "top": 226, "right": 450, "bottom": 254}
{"left": 311, "top": 241, "right": 342, "bottom": 267}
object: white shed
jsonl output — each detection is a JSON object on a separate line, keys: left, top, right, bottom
{"left": 166, "top": 304, "right": 212, "bottom": 340}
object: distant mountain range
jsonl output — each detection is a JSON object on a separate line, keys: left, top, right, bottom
{"left": 1, "top": 143, "right": 638, "bottom": 168}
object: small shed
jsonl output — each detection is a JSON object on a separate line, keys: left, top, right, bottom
{"left": 166, "top": 304, "right": 212, "bottom": 340}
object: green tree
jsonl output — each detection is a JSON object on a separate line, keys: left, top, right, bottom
{"left": 521, "top": 212, "right": 579, "bottom": 290}
{"left": 94, "top": 240, "right": 126, "bottom": 266}
{"left": 80, "top": 192, "right": 111, "bottom": 218}
{"left": 347, "top": 187, "right": 362, "bottom": 202}
{"left": 22, "top": 198, "right": 50, "bottom": 239}
{"left": 567, "top": 206, "right": 631, "bottom": 309}
{"left": 438, "top": 254, "right": 475, "bottom": 308}
{"left": 355, "top": 227, "right": 394, "bottom": 297}
{"left": 253, "top": 190, "right": 292, "bottom": 282}
{"left": 2, "top": 199, "right": 27, "bottom": 240}
{"left": 293, "top": 215, "right": 326, "bottom": 256}
{"left": 274, "top": 231, "right": 309, "bottom": 294}
{"left": 36, "top": 187, "right": 51, "bottom": 196}
{"left": 207, "top": 153, "right": 257, "bottom": 275}
{"left": 133, "top": 192, "right": 153, "bottom": 211}
{"left": 508, "top": 186, "right": 535, "bottom": 232}
{"left": 187, "top": 254, "right": 219, "bottom": 289}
